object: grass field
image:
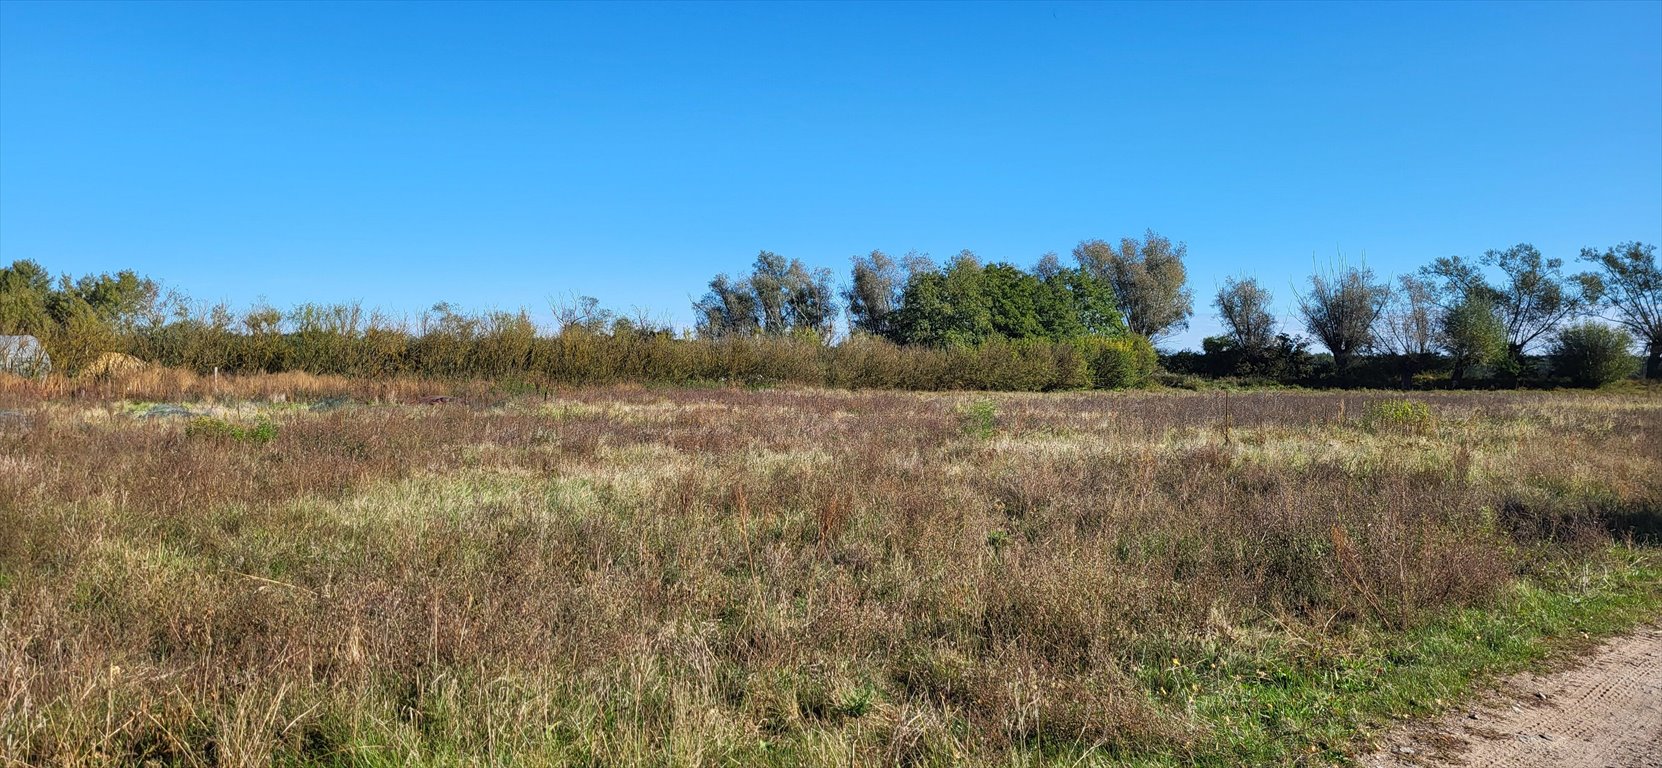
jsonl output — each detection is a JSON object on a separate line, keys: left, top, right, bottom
{"left": 2, "top": 380, "right": 1659, "bottom": 766}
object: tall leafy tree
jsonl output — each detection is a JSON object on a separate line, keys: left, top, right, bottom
{"left": 1580, "top": 241, "right": 1660, "bottom": 379}
{"left": 1038, "top": 264, "right": 1124, "bottom": 339}
{"left": 980, "top": 263, "right": 1045, "bottom": 340}
{"left": 693, "top": 274, "right": 761, "bottom": 339}
{"left": 1377, "top": 275, "right": 1439, "bottom": 385}
{"left": 782, "top": 260, "right": 838, "bottom": 339}
{"left": 0, "top": 260, "right": 53, "bottom": 336}
{"left": 61, "top": 270, "right": 160, "bottom": 331}
{"left": 888, "top": 252, "right": 994, "bottom": 347}
{"left": 1073, "top": 230, "right": 1193, "bottom": 343}
{"left": 749, "top": 251, "right": 792, "bottom": 336}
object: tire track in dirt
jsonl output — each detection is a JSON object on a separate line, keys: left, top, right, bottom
{"left": 1362, "top": 624, "right": 1662, "bottom": 768}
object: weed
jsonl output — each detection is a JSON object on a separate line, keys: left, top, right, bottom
{"left": 1360, "top": 398, "right": 1434, "bottom": 434}
{"left": 184, "top": 415, "right": 280, "bottom": 444}
{"left": 962, "top": 399, "right": 998, "bottom": 439}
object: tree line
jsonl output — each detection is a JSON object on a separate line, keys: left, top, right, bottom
{"left": 1185, "top": 241, "right": 1658, "bottom": 387}
{"left": 1, "top": 233, "right": 1656, "bottom": 389}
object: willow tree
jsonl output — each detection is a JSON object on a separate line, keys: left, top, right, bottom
{"left": 1581, "top": 241, "right": 1660, "bottom": 379}
{"left": 1214, "top": 276, "right": 1277, "bottom": 351}
{"left": 1296, "top": 264, "right": 1389, "bottom": 371}
{"left": 1074, "top": 230, "right": 1192, "bottom": 343}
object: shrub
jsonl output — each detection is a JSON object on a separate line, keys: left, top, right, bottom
{"left": 1360, "top": 398, "right": 1433, "bottom": 434}
{"left": 1075, "top": 334, "right": 1158, "bottom": 389}
{"left": 1550, "top": 322, "right": 1637, "bottom": 388}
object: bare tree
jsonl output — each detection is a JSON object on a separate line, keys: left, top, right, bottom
{"left": 1297, "top": 263, "right": 1390, "bottom": 370}
{"left": 1580, "top": 241, "right": 1660, "bottom": 379}
{"left": 1214, "top": 276, "right": 1276, "bottom": 351}
{"left": 1377, "top": 275, "right": 1438, "bottom": 387}
{"left": 1074, "top": 230, "right": 1193, "bottom": 343}
{"left": 1378, "top": 275, "right": 1437, "bottom": 357}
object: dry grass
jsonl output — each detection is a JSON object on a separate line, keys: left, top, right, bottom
{"left": 1, "top": 378, "right": 1659, "bottom": 766}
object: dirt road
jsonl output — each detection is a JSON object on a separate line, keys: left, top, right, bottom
{"left": 1363, "top": 624, "right": 1662, "bottom": 767}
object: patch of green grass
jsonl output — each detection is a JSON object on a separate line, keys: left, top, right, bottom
{"left": 1359, "top": 398, "right": 1434, "bottom": 434}
{"left": 961, "top": 399, "right": 998, "bottom": 439}
{"left": 1105, "top": 548, "right": 1662, "bottom": 766}
{"left": 185, "top": 415, "right": 280, "bottom": 444}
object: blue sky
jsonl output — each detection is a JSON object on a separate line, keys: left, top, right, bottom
{"left": 2, "top": 0, "right": 1659, "bottom": 348}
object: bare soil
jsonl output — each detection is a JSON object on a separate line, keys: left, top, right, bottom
{"left": 1363, "top": 624, "right": 1662, "bottom": 768}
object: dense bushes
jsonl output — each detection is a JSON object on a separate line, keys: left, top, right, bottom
{"left": 1551, "top": 322, "right": 1637, "bottom": 388}
{"left": 1075, "top": 334, "right": 1158, "bottom": 389}
{"left": 104, "top": 313, "right": 1153, "bottom": 391}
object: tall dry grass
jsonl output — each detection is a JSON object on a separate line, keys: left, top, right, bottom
{"left": 0, "top": 383, "right": 1658, "bottom": 765}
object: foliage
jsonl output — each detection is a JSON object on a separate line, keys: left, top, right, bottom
{"left": 184, "top": 416, "right": 280, "bottom": 444}
{"left": 1074, "top": 333, "right": 1158, "bottom": 389}
{"left": 1192, "top": 332, "right": 1316, "bottom": 381}
{"left": 1440, "top": 291, "right": 1509, "bottom": 386}
{"left": 1359, "top": 398, "right": 1434, "bottom": 434}
{"left": 1581, "top": 241, "right": 1660, "bottom": 379}
{"left": 883, "top": 253, "right": 1125, "bottom": 349}
{"left": 1073, "top": 230, "right": 1193, "bottom": 343}
{"left": 1550, "top": 321, "right": 1637, "bottom": 388}
{"left": 843, "top": 250, "right": 904, "bottom": 337}
{"left": 1424, "top": 244, "right": 1602, "bottom": 363}
{"left": 694, "top": 251, "right": 837, "bottom": 340}
{"left": 1214, "top": 276, "right": 1277, "bottom": 351}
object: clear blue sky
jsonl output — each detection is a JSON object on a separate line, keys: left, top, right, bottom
{"left": 3, "top": 0, "right": 1659, "bottom": 348}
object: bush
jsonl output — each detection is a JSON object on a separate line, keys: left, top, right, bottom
{"left": 1550, "top": 322, "right": 1637, "bottom": 388}
{"left": 1075, "top": 334, "right": 1158, "bottom": 389}
{"left": 1360, "top": 398, "right": 1433, "bottom": 434}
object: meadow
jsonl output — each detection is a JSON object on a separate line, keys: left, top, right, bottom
{"left": 1, "top": 375, "right": 1659, "bottom": 766}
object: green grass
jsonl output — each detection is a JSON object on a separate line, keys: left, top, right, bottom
{"left": 1038, "top": 549, "right": 1662, "bottom": 767}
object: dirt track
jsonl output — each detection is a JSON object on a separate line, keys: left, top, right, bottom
{"left": 1363, "top": 624, "right": 1662, "bottom": 768}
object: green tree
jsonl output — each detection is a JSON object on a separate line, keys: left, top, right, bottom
{"left": 693, "top": 273, "right": 760, "bottom": 338}
{"left": 1378, "top": 275, "right": 1439, "bottom": 387}
{"left": 1580, "top": 242, "right": 1660, "bottom": 379}
{"left": 1550, "top": 321, "right": 1636, "bottom": 388}
{"left": 1440, "top": 291, "right": 1507, "bottom": 386}
{"left": 980, "top": 263, "right": 1045, "bottom": 340}
{"left": 0, "top": 260, "right": 53, "bottom": 336}
{"left": 695, "top": 251, "right": 838, "bottom": 340}
{"left": 1074, "top": 230, "right": 1193, "bottom": 343}
{"left": 1040, "top": 260, "right": 1124, "bottom": 339}
{"left": 889, "top": 252, "right": 994, "bottom": 347}
{"left": 1424, "top": 245, "right": 1600, "bottom": 366}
